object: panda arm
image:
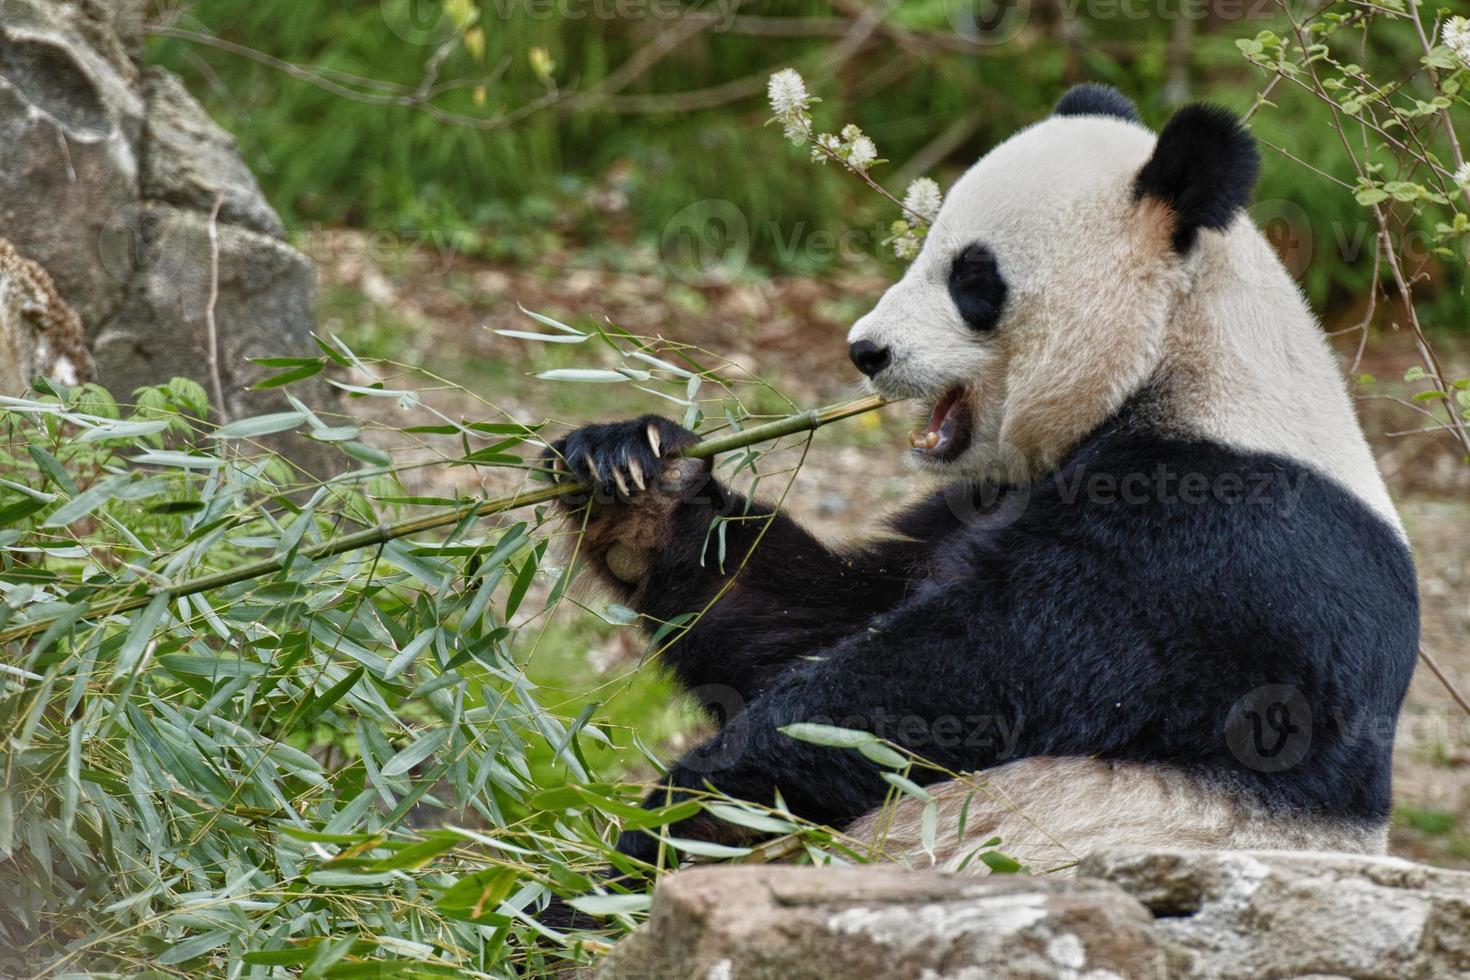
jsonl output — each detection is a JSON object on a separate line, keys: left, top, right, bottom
{"left": 549, "top": 416, "right": 948, "bottom": 700}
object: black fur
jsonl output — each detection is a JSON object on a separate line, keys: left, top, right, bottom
{"left": 1134, "top": 103, "right": 1261, "bottom": 252}
{"left": 1053, "top": 83, "right": 1140, "bottom": 123}
{"left": 547, "top": 414, "right": 698, "bottom": 503}
{"left": 552, "top": 395, "right": 1417, "bottom": 868}
{"left": 948, "top": 243, "right": 1008, "bottom": 332}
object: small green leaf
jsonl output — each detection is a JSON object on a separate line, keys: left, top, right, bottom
{"left": 880, "top": 772, "right": 933, "bottom": 802}
{"left": 857, "top": 741, "right": 910, "bottom": 768}
{"left": 380, "top": 729, "right": 451, "bottom": 777}
{"left": 214, "top": 411, "right": 309, "bottom": 439}
{"left": 665, "top": 836, "right": 752, "bottom": 858}
{"left": 566, "top": 893, "right": 651, "bottom": 916}
{"left": 779, "top": 723, "right": 875, "bottom": 749}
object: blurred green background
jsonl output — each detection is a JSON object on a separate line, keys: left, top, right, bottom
{"left": 147, "top": 0, "right": 1467, "bottom": 331}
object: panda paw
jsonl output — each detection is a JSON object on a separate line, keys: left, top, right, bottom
{"left": 544, "top": 415, "right": 702, "bottom": 504}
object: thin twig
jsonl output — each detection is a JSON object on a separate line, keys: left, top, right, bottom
{"left": 204, "top": 196, "right": 228, "bottom": 424}
{"left": 1419, "top": 648, "right": 1470, "bottom": 719}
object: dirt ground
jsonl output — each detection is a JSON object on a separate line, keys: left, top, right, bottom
{"left": 313, "top": 231, "right": 1470, "bottom": 868}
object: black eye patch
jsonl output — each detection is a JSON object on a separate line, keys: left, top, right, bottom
{"left": 948, "top": 243, "right": 1007, "bottom": 332}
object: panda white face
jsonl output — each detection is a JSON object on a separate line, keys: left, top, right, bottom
{"left": 848, "top": 93, "right": 1246, "bottom": 484}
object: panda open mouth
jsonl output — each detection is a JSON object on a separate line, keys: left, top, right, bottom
{"left": 908, "top": 386, "right": 972, "bottom": 462}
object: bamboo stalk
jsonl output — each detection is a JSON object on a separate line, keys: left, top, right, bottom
{"left": 0, "top": 394, "right": 891, "bottom": 647}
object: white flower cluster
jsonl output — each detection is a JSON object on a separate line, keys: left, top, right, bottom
{"left": 1445, "top": 16, "right": 1470, "bottom": 68}
{"left": 810, "top": 123, "right": 880, "bottom": 173}
{"left": 902, "top": 177, "right": 943, "bottom": 225}
{"left": 886, "top": 178, "right": 944, "bottom": 260}
{"left": 767, "top": 68, "right": 944, "bottom": 261}
{"left": 1454, "top": 161, "right": 1470, "bottom": 190}
{"left": 767, "top": 68, "right": 815, "bottom": 145}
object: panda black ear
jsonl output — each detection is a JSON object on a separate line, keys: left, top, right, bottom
{"left": 1134, "top": 103, "right": 1260, "bottom": 252}
{"left": 1053, "top": 84, "right": 1139, "bottom": 123}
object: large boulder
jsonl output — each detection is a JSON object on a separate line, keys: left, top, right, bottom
{"left": 595, "top": 865, "right": 1173, "bottom": 980}
{"left": 0, "top": 236, "right": 93, "bottom": 394}
{"left": 139, "top": 68, "right": 286, "bottom": 239}
{"left": 91, "top": 203, "right": 315, "bottom": 417}
{"left": 0, "top": 0, "right": 323, "bottom": 430}
{"left": 1081, "top": 848, "right": 1470, "bottom": 979}
{"left": 595, "top": 850, "right": 1470, "bottom": 980}
{"left": 0, "top": 0, "right": 143, "bottom": 328}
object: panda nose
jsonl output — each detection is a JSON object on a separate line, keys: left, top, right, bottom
{"left": 849, "top": 340, "right": 891, "bottom": 378}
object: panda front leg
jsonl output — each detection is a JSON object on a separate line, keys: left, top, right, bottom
{"left": 545, "top": 415, "right": 915, "bottom": 705}
{"left": 610, "top": 595, "right": 1011, "bottom": 864}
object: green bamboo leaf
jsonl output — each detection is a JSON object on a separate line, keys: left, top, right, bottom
{"left": 979, "top": 850, "right": 1024, "bottom": 874}
{"left": 779, "top": 723, "right": 875, "bottom": 749}
{"left": 75, "top": 419, "right": 168, "bottom": 442}
{"left": 365, "top": 833, "right": 459, "bottom": 872}
{"left": 127, "top": 451, "right": 223, "bottom": 469}
{"left": 380, "top": 729, "right": 451, "bottom": 777}
{"left": 494, "top": 329, "right": 589, "bottom": 344}
{"left": 857, "top": 741, "right": 909, "bottom": 768}
{"left": 113, "top": 592, "right": 170, "bottom": 680}
{"left": 566, "top": 893, "right": 651, "bottom": 916}
{"left": 157, "top": 653, "right": 268, "bottom": 678}
{"left": 516, "top": 305, "right": 583, "bottom": 335}
{"left": 42, "top": 475, "right": 125, "bottom": 527}
{"left": 703, "top": 802, "right": 799, "bottom": 834}
{"left": 304, "top": 937, "right": 356, "bottom": 979}
{"left": 340, "top": 441, "right": 392, "bottom": 467}
{"left": 533, "top": 368, "right": 631, "bottom": 383}
{"left": 435, "top": 866, "right": 517, "bottom": 922}
{"left": 157, "top": 929, "right": 232, "bottom": 965}
{"left": 251, "top": 360, "right": 324, "bottom": 389}
{"left": 60, "top": 722, "right": 83, "bottom": 834}
{"left": 27, "top": 445, "right": 76, "bottom": 494}
{"left": 665, "top": 837, "right": 752, "bottom": 858}
{"left": 214, "top": 411, "right": 309, "bottom": 439}
{"left": 880, "top": 772, "right": 933, "bottom": 802}
{"left": 383, "top": 631, "right": 435, "bottom": 680}
{"left": 0, "top": 789, "right": 11, "bottom": 858}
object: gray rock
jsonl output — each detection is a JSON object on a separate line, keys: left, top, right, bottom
{"left": 1080, "top": 848, "right": 1470, "bottom": 979}
{"left": 76, "top": 0, "right": 146, "bottom": 81}
{"left": 0, "top": 235, "right": 93, "bottom": 394}
{"left": 595, "top": 865, "right": 1172, "bottom": 980}
{"left": 92, "top": 202, "right": 316, "bottom": 418}
{"left": 0, "top": 1, "right": 330, "bottom": 437}
{"left": 140, "top": 68, "right": 286, "bottom": 238}
{"left": 0, "top": 0, "right": 143, "bottom": 327}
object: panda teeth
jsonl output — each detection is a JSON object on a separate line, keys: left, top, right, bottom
{"left": 908, "top": 430, "right": 942, "bottom": 452}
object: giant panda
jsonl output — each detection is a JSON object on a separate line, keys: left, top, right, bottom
{"left": 544, "top": 84, "right": 1419, "bottom": 880}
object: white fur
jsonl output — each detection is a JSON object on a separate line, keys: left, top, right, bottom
{"left": 845, "top": 759, "right": 1386, "bottom": 874}
{"left": 847, "top": 113, "right": 1401, "bottom": 533}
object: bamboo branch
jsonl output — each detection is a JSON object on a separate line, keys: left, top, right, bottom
{"left": 0, "top": 394, "right": 891, "bottom": 647}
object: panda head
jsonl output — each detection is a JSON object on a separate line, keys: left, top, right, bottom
{"left": 848, "top": 85, "right": 1261, "bottom": 483}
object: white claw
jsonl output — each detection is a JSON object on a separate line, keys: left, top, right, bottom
{"left": 582, "top": 451, "right": 601, "bottom": 483}
{"left": 646, "top": 422, "right": 662, "bottom": 457}
{"left": 612, "top": 467, "right": 630, "bottom": 497}
{"left": 628, "top": 457, "right": 646, "bottom": 491}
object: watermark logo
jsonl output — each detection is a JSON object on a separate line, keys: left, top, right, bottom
{"left": 1226, "top": 684, "right": 1312, "bottom": 772}
{"left": 380, "top": 0, "right": 463, "bottom": 45}
{"left": 1251, "top": 198, "right": 1314, "bottom": 279}
{"left": 659, "top": 199, "right": 750, "bottom": 287}
{"left": 681, "top": 683, "right": 749, "bottom": 773}
{"left": 945, "top": 0, "right": 1033, "bottom": 46}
